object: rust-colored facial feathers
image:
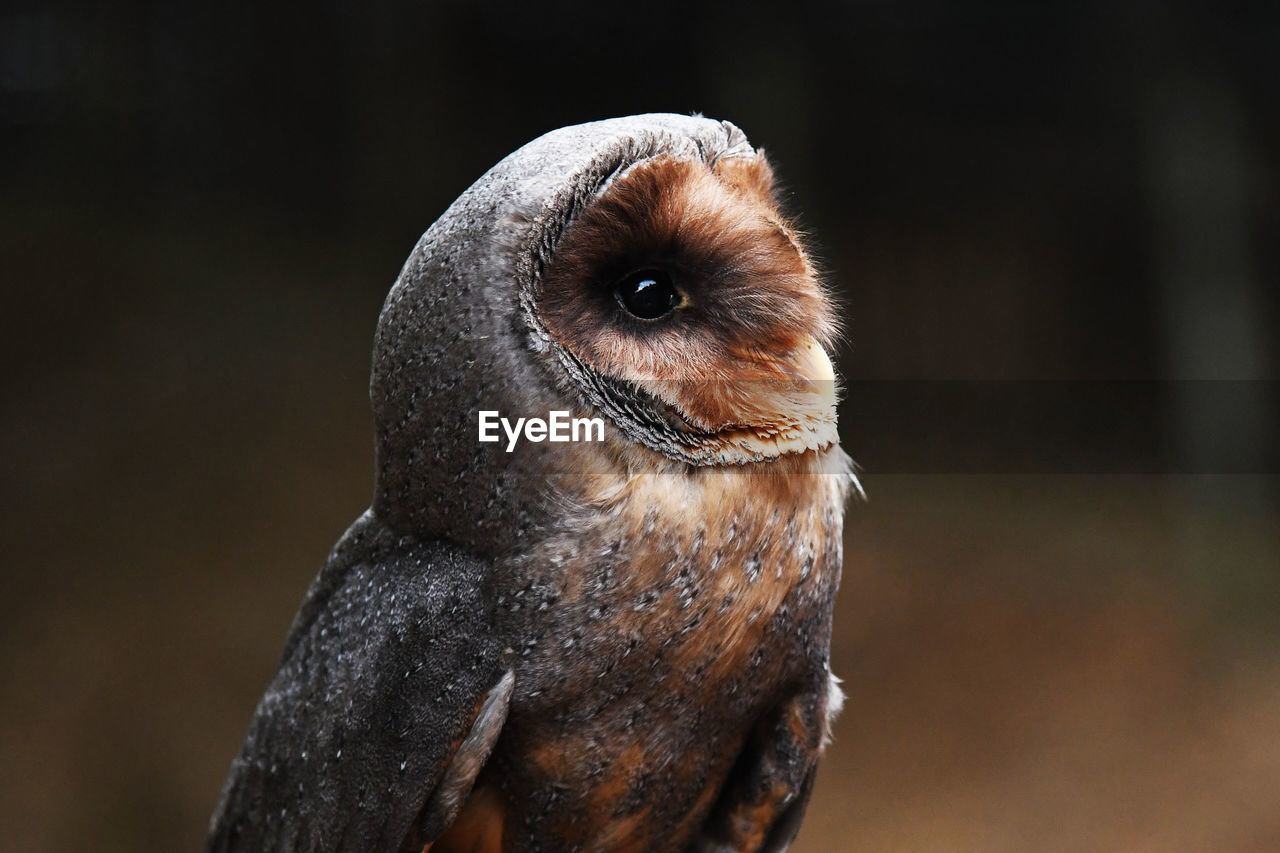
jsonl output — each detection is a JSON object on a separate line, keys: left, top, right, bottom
{"left": 538, "top": 153, "right": 840, "bottom": 463}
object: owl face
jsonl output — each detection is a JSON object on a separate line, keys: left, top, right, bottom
{"left": 535, "top": 152, "right": 839, "bottom": 466}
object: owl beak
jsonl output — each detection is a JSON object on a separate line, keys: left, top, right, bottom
{"left": 790, "top": 338, "right": 837, "bottom": 407}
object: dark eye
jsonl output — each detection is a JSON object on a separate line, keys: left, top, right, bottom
{"left": 614, "top": 269, "right": 680, "bottom": 320}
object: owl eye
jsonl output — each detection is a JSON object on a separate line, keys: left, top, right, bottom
{"left": 614, "top": 269, "right": 680, "bottom": 320}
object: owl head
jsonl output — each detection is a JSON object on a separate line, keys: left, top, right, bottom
{"left": 372, "top": 115, "right": 846, "bottom": 551}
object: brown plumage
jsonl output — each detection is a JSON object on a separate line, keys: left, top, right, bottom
{"left": 538, "top": 153, "right": 836, "bottom": 373}
{"left": 539, "top": 152, "right": 839, "bottom": 465}
{"left": 476, "top": 453, "right": 847, "bottom": 851}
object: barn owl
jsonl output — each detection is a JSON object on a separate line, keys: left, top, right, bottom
{"left": 208, "top": 113, "right": 854, "bottom": 853}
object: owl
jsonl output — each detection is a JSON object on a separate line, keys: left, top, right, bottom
{"left": 208, "top": 114, "right": 855, "bottom": 853}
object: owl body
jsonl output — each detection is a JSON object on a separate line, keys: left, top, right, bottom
{"left": 471, "top": 452, "right": 847, "bottom": 852}
{"left": 209, "top": 115, "right": 853, "bottom": 853}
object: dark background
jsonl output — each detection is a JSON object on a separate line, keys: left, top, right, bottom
{"left": 2, "top": 2, "right": 1278, "bottom": 850}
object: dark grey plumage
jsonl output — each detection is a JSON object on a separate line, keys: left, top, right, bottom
{"left": 207, "top": 514, "right": 510, "bottom": 851}
{"left": 370, "top": 114, "right": 763, "bottom": 547}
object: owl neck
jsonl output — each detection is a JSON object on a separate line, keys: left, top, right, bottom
{"left": 530, "top": 443, "right": 854, "bottom": 560}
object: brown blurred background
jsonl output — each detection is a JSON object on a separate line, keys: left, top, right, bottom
{"left": 2, "top": 2, "right": 1278, "bottom": 851}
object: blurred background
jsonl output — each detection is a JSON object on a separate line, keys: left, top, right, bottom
{"left": 2, "top": 1, "right": 1278, "bottom": 850}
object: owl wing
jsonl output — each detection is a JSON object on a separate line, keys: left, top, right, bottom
{"left": 689, "top": 682, "right": 833, "bottom": 853}
{"left": 207, "top": 512, "right": 512, "bottom": 853}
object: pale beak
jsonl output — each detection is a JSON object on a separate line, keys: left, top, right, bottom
{"left": 791, "top": 338, "right": 837, "bottom": 406}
